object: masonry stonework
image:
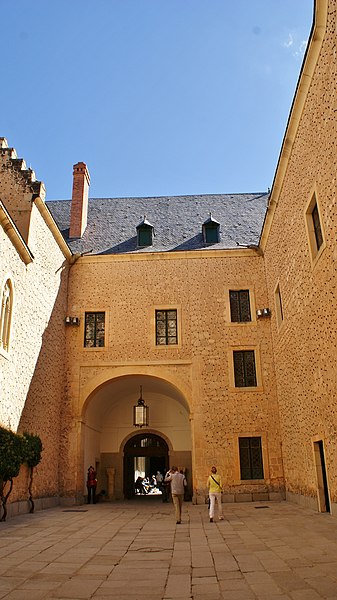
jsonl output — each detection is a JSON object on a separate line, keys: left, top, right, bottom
{"left": 263, "top": 0, "right": 336, "bottom": 511}
{"left": 0, "top": 0, "right": 336, "bottom": 518}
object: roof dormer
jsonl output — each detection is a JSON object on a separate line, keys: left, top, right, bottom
{"left": 136, "top": 216, "right": 154, "bottom": 247}
{"left": 202, "top": 214, "right": 220, "bottom": 245}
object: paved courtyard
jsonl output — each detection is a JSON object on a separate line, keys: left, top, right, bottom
{"left": 0, "top": 499, "right": 337, "bottom": 600}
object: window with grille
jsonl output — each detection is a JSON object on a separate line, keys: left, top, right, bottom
{"left": 239, "top": 437, "right": 264, "bottom": 480}
{"left": 229, "top": 290, "right": 251, "bottom": 322}
{"left": 0, "top": 279, "right": 13, "bottom": 353}
{"left": 84, "top": 312, "right": 105, "bottom": 347}
{"left": 233, "top": 350, "right": 257, "bottom": 387}
{"left": 156, "top": 310, "right": 178, "bottom": 345}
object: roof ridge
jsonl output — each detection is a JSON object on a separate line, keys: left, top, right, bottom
{"left": 86, "top": 192, "right": 268, "bottom": 201}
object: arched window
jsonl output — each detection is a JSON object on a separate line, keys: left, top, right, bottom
{"left": 0, "top": 279, "right": 13, "bottom": 352}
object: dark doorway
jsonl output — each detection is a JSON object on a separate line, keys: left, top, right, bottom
{"left": 314, "top": 440, "right": 330, "bottom": 513}
{"left": 123, "top": 433, "right": 169, "bottom": 499}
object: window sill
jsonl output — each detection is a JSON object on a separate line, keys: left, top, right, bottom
{"left": 310, "top": 242, "right": 326, "bottom": 270}
{"left": 229, "top": 386, "right": 263, "bottom": 393}
{"left": 239, "top": 479, "right": 265, "bottom": 484}
{"left": 225, "top": 321, "right": 257, "bottom": 327}
{"left": 83, "top": 346, "right": 106, "bottom": 352}
{"left": 154, "top": 343, "right": 181, "bottom": 349}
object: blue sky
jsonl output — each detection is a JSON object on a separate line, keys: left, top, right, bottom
{"left": 1, "top": 1, "right": 313, "bottom": 200}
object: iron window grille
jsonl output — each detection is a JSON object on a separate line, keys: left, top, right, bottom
{"left": 233, "top": 350, "right": 257, "bottom": 387}
{"left": 84, "top": 312, "right": 105, "bottom": 347}
{"left": 156, "top": 309, "right": 178, "bottom": 345}
{"left": 239, "top": 437, "right": 264, "bottom": 480}
{"left": 229, "top": 290, "right": 251, "bottom": 322}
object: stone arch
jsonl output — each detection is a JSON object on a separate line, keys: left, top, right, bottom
{"left": 80, "top": 371, "right": 192, "bottom": 500}
{"left": 119, "top": 428, "right": 174, "bottom": 455}
{"left": 80, "top": 365, "right": 192, "bottom": 417}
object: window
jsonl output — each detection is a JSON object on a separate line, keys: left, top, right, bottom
{"left": 233, "top": 350, "right": 257, "bottom": 387}
{"left": 274, "top": 283, "right": 284, "bottom": 326}
{"left": 84, "top": 312, "right": 105, "bottom": 347}
{"left": 229, "top": 290, "right": 251, "bottom": 322}
{"left": 305, "top": 193, "right": 325, "bottom": 261}
{"left": 0, "top": 279, "right": 13, "bottom": 353}
{"left": 202, "top": 216, "right": 220, "bottom": 245}
{"left": 137, "top": 217, "right": 154, "bottom": 247}
{"left": 311, "top": 203, "right": 323, "bottom": 252}
{"left": 239, "top": 437, "right": 264, "bottom": 480}
{"left": 156, "top": 310, "right": 178, "bottom": 345}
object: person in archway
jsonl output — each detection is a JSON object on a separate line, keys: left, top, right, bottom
{"left": 164, "top": 466, "right": 187, "bottom": 524}
{"left": 207, "top": 466, "right": 224, "bottom": 522}
{"left": 87, "top": 466, "right": 97, "bottom": 504}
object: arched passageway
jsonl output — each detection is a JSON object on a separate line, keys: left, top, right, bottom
{"left": 81, "top": 373, "right": 192, "bottom": 500}
{"left": 123, "top": 433, "right": 169, "bottom": 499}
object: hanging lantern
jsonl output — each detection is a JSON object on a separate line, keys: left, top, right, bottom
{"left": 133, "top": 386, "right": 149, "bottom": 427}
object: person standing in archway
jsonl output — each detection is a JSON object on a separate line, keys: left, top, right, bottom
{"left": 87, "top": 466, "right": 97, "bottom": 504}
{"left": 164, "top": 466, "right": 187, "bottom": 524}
{"left": 207, "top": 466, "right": 224, "bottom": 522}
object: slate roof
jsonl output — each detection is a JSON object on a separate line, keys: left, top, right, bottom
{"left": 47, "top": 193, "right": 268, "bottom": 255}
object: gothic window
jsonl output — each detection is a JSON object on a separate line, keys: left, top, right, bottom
{"left": 156, "top": 310, "right": 178, "bottom": 345}
{"left": 229, "top": 290, "right": 251, "bottom": 322}
{"left": 239, "top": 437, "right": 264, "bottom": 480}
{"left": 84, "top": 312, "right": 105, "bottom": 347}
{"left": 0, "top": 279, "right": 13, "bottom": 353}
{"left": 233, "top": 350, "right": 257, "bottom": 387}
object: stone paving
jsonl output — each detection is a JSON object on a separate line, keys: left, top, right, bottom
{"left": 0, "top": 499, "right": 337, "bottom": 599}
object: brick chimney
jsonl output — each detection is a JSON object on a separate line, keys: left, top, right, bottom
{"left": 69, "top": 162, "right": 90, "bottom": 238}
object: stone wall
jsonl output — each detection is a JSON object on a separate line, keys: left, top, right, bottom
{"left": 263, "top": 0, "right": 337, "bottom": 506}
{"left": 0, "top": 146, "right": 69, "bottom": 507}
{"left": 62, "top": 250, "right": 284, "bottom": 502}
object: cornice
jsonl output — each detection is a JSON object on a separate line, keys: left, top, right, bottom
{"left": 70, "top": 246, "right": 263, "bottom": 265}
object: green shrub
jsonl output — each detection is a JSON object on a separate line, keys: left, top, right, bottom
{"left": 0, "top": 427, "right": 25, "bottom": 521}
{"left": 22, "top": 432, "right": 43, "bottom": 513}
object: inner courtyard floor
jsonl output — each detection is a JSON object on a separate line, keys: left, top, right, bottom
{"left": 0, "top": 499, "right": 337, "bottom": 600}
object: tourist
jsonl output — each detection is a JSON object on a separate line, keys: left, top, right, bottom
{"left": 164, "top": 466, "right": 187, "bottom": 524}
{"left": 207, "top": 466, "right": 224, "bottom": 522}
{"left": 87, "top": 466, "right": 97, "bottom": 504}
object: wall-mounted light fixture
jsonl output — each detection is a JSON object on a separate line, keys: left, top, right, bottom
{"left": 256, "top": 308, "right": 271, "bottom": 318}
{"left": 65, "top": 316, "right": 80, "bottom": 326}
{"left": 133, "top": 386, "right": 149, "bottom": 428}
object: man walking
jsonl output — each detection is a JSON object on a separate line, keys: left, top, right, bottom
{"left": 164, "top": 466, "right": 187, "bottom": 524}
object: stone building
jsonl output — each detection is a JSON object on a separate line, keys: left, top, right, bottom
{"left": 0, "top": 0, "right": 336, "bottom": 516}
